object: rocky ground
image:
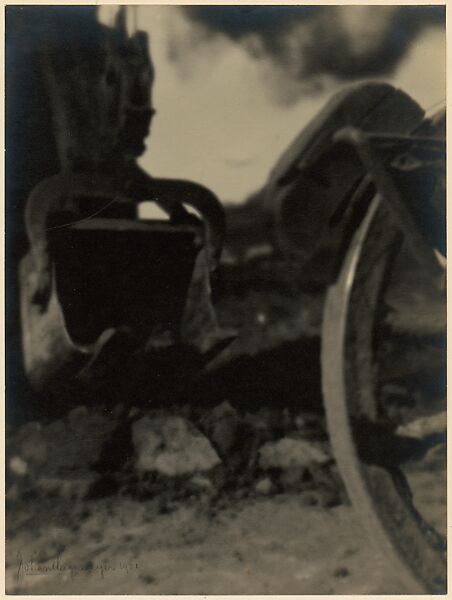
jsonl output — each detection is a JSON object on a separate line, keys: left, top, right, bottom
{"left": 5, "top": 221, "right": 446, "bottom": 594}
{"left": 6, "top": 399, "right": 414, "bottom": 595}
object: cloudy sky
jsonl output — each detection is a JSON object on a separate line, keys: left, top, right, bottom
{"left": 100, "top": 6, "right": 446, "bottom": 205}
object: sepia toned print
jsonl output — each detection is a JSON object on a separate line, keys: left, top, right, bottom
{"left": 5, "top": 5, "right": 446, "bottom": 594}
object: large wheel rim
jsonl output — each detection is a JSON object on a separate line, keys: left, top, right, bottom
{"left": 321, "top": 194, "right": 446, "bottom": 593}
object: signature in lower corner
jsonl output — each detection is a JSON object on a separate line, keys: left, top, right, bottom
{"left": 16, "top": 552, "right": 139, "bottom": 580}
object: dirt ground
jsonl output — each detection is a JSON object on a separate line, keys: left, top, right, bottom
{"left": 7, "top": 494, "right": 411, "bottom": 595}
{"left": 6, "top": 237, "right": 446, "bottom": 595}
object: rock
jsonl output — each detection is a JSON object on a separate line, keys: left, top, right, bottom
{"left": 255, "top": 312, "right": 268, "bottom": 326}
{"left": 295, "top": 414, "right": 307, "bottom": 429}
{"left": 258, "top": 437, "right": 330, "bottom": 470}
{"left": 201, "top": 401, "right": 239, "bottom": 456}
{"left": 254, "top": 477, "right": 273, "bottom": 495}
{"left": 422, "top": 442, "right": 446, "bottom": 470}
{"left": 200, "top": 401, "right": 240, "bottom": 457}
{"left": 20, "top": 432, "right": 48, "bottom": 465}
{"left": 132, "top": 416, "right": 221, "bottom": 476}
{"left": 210, "top": 400, "right": 237, "bottom": 422}
{"left": 279, "top": 466, "right": 308, "bottom": 492}
{"left": 299, "top": 492, "right": 319, "bottom": 506}
{"left": 294, "top": 412, "right": 325, "bottom": 438}
{"left": 19, "top": 421, "right": 42, "bottom": 435}
{"left": 128, "top": 406, "right": 141, "bottom": 419}
{"left": 158, "top": 500, "right": 181, "bottom": 514}
{"left": 334, "top": 567, "right": 350, "bottom": 578}
{"left": 6, "top": 483, "right": 20, "bottom": 502}
{"left": 397, "top": 411, "right": 446, "bottom": 439}
{"left": 46, "top": 419, "right": 68, "bottom": 438}
{"left": 243, "top": 411, "right": 272, "bottom": 435}
{"left": 317, "top": 485, "right": 343, "bottom": 508}
{"left": 7, "top": 409, "right": 115, "bottom": 484}
{"left": 37, "top": 474, "right": 95, "bottom": 500}
{"left": 68, "top": 405, "right": 89, "bottom": 426}
{"left": 245, "top": 244, "right": 273, "bottom": 261}
{"left": 9, "top": 456, "right": 28, "bottom": 476}
{"left": 309, "top": 463, "right": 347, "bottom": 507}
{"left": 189, "top": 475, "right": 214, "bottom": 493}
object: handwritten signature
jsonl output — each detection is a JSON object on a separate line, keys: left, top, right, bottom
{"left": 16, "top": 552, "right": 139, "bottom": 580}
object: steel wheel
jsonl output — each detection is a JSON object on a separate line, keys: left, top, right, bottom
{"left": 321, "top": 194, "right": 446, "bottom": 593}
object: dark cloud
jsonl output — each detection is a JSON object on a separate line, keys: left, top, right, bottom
{"left": 174, "top": 6, "right": 444, "bottom": 99}
{"left": 183, "top": 6, "right": 322, "bottom": 39}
